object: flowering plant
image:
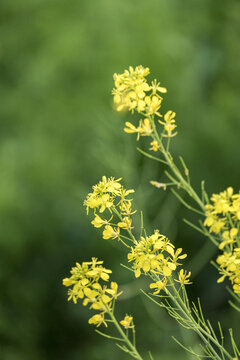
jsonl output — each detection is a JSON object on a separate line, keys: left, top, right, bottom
{"left": 62, "top": 66, "right": 240, "bottom": 359}
{"left": 112, "top": 66, "right": 240, "bottom": 301}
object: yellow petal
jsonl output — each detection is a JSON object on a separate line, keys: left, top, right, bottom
{"left": 163, "top": 266, "right": 172, "bottom": 276}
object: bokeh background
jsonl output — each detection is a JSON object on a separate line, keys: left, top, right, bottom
{"left": 1, "top": 0, "right": 240, "bottom": 359}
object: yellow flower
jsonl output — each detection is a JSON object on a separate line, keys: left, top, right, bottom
{"left": 124, "top": 121, "right": 142, "bottom": 140}
{"left": 210, "top": 220, "right": 226, "bottom": 234}
{"left": 91, "top": 214, "right": 108, "bottom": 228}
{"left": 149, "top": 280, "right": 167, "bottom": 294}
{"left": 119, "top": 200, "right": 136, "bottom": 216}
{"left": 112, "top": 66, "right": 151, "bottom": 113}
{"left": 151, "top": 79, "right": 167, "bottom": 94}
{"left": 219, "top": 228, "right": 238, "bottom": 250}
{"left": 159, "top": 110, "right": 177, "bottom": 137}
{"left": 124, "top": 118, "right": 152, "bottom": 139}
{"left": 149, "top": 140, "right": 160, "bottom": 152}
{"left": 128, "top": 231, "right": 187, "bottom": 280}
{"left": 86, "top": 266, "right": 112, "bottom": 281}
{"left": 120, "top": 315, "right": 134, "bottom": 329}
{"left": 63, "top": 259, "right": 122, "bottom": 325}
{"left": 84, "top": 176, "right": 135, "bottom": 222}
{"left": 88, "top": 313, "right": 107, "bottom": 327}
{"left": 233, "top": 283, "right": 240, "bottom": 293}
{"left": 84, "top": 196, "right": 102, "bottom": 213}
{"left": 139, "top": 118, "right": 152, "bottom": 136}
{"left": 117, "top": 217, "right": 132, "bottom": 229}
{"left": 175, "top": 269, "right": 192, "bottom": 285}
{"left": 204, "top": 187, "right": 240, "bottom": 258}
{"left": 171, "top": 248, "right": 187, "bottom": 266}
{"left": 145, "top": 95, "right": 162, "bottom": 115}
{"left": 103, "top": 225, "right": 120, "bottom": 240}
{"left": 105, "top": 281, "right": 122, "bottom": 299}
{"left": 216, "top": 248, "right": 240, "bottom": 293}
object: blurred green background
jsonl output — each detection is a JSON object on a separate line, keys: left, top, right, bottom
{"left": 0, "top": 0, "right": 240, "bottom": 359}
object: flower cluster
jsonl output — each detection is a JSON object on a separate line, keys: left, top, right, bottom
{"left": 112, "top": 65, "right": 177, "bottom": 142}
{"left": 217, "top": 248, "right": 240, "bottom": 293}
{"left": 158, "top": 110, "right": 177, "bottom": 138}
{"left": 204, "top": 187, "right": 240, "bottom": 293}
{"left": 124, "top": 118, "right": 152, "bottom": 140}
{"left": 84, "top": 176, "right": 135, "bottom": 240}
{"left": 120, "top": 315, "right": 134, "bottom": 329}
{"left": 127, "top": 230, "right": 189, "bottom": 293}
{"left": 62, "top": 258, "right": 121, "bottom": 327}
{"left": 204, "top": 187, "right": 240, "bottom": 242}
{"left": 112, "top": 66, "right": 165, "bottom": 114}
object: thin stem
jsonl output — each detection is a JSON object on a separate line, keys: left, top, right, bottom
{"left": 183, "top": 219, "right": 218, "bottom": 246}
{"left": 105, "top": 304, "right": 144, "bottom": 360}
{"left": 137, "top": 147, "right": 167, "bottom": 165}
{"left": 113, "top": 208, "right": 136, "bottom": 243}
{"left": 166, "top": 277, "right": 234, "bottom": 360}
{"left": 119, "top": 237, "right": 132, "bottom": 248}
{"left": 95, "top": 329, "right": 124, "bottom": 342}
{"left": 171, "top": 188, "right": 205, "bottom": 216}
{"left": 149, "top": 116, "right": 205, "bottom": 212}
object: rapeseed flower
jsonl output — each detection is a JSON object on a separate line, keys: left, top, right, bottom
{"left": 63, "top": 258, "right": 122, "bottom": 326}
{"left": 117, "top": 216, "right": 132, "bottom": 229}
{"left": 175, "top": 269, "right": 192, "bottom": 285}
{"left": 124, "top": 121, "right": 142, "bottom": 140}
{"left": 120, "top": 315, "right": 134, "bottom": 329}
{"left": 158, "top": 111, "right": 177, "bottom": 137}
{"left": 128, "top": 230, "right": 187, "bottom": 293}
{"left": 103, "top": 225, "right": 120, "bottom": 240}
{"left": 84, "top": 176, "right": 135, "bottom": 242}
{"left": 219, "top": 228, "right": 238, "bottom": 250}
{"left": 112, "top": 65, "right": 177, "bottom": 143}
{"left": 149, "top": 279, "right": 167, "bottom": 294}
{"left": 204, "top": 187, "right": 240, "bottom": 250}
{"left": 112, "top": 66, "right": 150, "bottom": 113}
{"left": 88, "top": 312, "right": 107, "bottom": 327}
{"left": 91, "top": 214, "right": 109, "bottom": 228}
{"left": 217, "top": 248, "right": 240, "bottom": 294}
{"left": 149, "top": 140, "right": 160, "bottom": 152}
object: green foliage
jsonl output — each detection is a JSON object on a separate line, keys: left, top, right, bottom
{"left": 0, "top": 0, "right": 240, "bottom": 359}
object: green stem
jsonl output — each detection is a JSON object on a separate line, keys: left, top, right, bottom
{"left": 113, "top": 207, "right": 137, "bottom": 243}
{"left": 137, "top": 147, "right": 167, "bottom": 165}
{"left": 171, "top": 188, "right": 204, "bottom": 216}
{"left": 149, "top": 116, "right": 205, "bottom": 212}
{"left": 166, "top": 277, "right": 234, "bottom": 360}
{"left": 105, "top": 305, "right": 144, "bottom": 360}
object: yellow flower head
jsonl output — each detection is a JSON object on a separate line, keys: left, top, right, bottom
{"left": 103, "top": 225, "right": 120, "bottom": 240}
{"left": 120, "top": 315, "right": 134, "bottom": 329}
{"left": 117, "top": 216, "right": 132, "bottom": 229}
{"left": 91, "top": 214, "right": 109, "bottom": 228}
{"left": 145, "top": 95, "right": 162, "bottom": 116}
{"left": 112, "top": 66, "right": 166, "bottom": 117}
{"left": 85, "top": 177, "right": 136, "bottom": 242}
{"left": 159, "top": 110, "right": 177, "bottom": 137}
{"left": 149, "top": 279, "right": 167, "bottom": 294}
{"left": 84, "top": 176, "right": 134, "bottom": 214}
{"left": 139, "top": 118, "right": 152, "bottom": 136}
{"left": 219, "top": 228, "right": 238, "bottom": 250}
{"left": 124, "top": 121, "right": 142, "bottom": 140}
{"left": 112, "top": 66, "right": 150, "bottom": 113}
{"left": 149, "top": 140, "right": 160, "bottom": 152}
{"left": 175, "top": 269, "right": 192, "bottom": 285}
{"left": 63, "top": 259, "right": 122, "bottom": 327}
{"left": 88, "top": 312, "right": 107, "bottom": 327}
{"left": 204, "top": 187, "right": 240, "bottom": 251}
{"left": 216, "top": 248, "right": 240, "bottom": 294}
{"left": 128, "top": 230, "right": 187, "bottom": 281}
